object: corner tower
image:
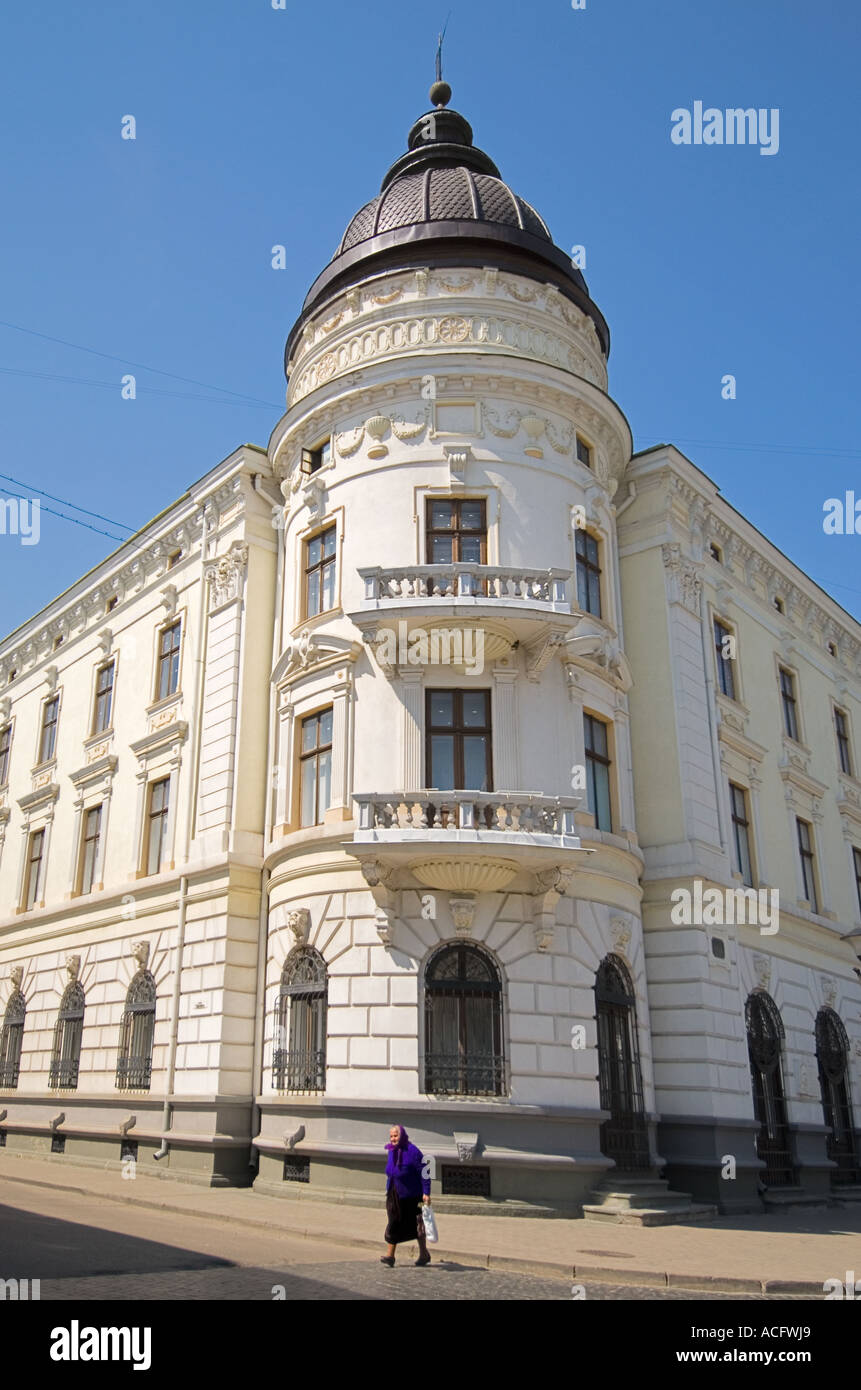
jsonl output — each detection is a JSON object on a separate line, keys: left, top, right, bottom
{"left": 256, "top": 84, "right": 662, "bottom": 1214}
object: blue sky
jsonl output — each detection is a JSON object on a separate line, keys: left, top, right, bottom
{"left": 1, "top": 0, "right": 858, "bottom": 630}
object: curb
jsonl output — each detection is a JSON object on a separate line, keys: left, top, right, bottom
{"left": 0, "top": 1167, "right": 825, "bottom": 1296}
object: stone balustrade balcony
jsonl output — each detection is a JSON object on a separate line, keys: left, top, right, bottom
{"left": 358, "top": 564, "right": 571, "bottom": 610}
{"left": 348, "top": 789, "right": 591, "bottom": 889}
{"left": 351, "top": 565, "right": 578, "bottom": 664}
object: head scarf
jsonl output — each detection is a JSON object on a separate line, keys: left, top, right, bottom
{"left": 386, "top": 1125, "right": 410, "bottom": 1166}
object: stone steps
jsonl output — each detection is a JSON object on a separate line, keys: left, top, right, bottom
{"left": 582, "top": 1172, "right": 718, "bottom": 1226}
{"left": 760, "top": 1186, "right": 830, "bottom": 1211}
{"left": 582, "top": 1200, "right": 719, "bottom": 1227}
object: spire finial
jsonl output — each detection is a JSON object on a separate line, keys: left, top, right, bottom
{"left": 430, "top": 14, "right": 452, "bottom": 107}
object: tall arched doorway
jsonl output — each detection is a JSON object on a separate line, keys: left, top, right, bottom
{"left": 595, "top": 955, "right": 649, "bottom": 1170}
{"left": 815, "top": 1007, "right": 859, "bottom": 1186}
{"left": 746, "top": 990, "right": 795, "bottom": 1186}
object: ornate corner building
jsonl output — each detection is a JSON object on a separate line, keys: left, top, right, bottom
{"left": 0, "top": 83, "right": 859, "bottom": 1220}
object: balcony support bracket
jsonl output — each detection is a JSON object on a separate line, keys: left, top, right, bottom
{"left": 531, "top": 866, "right": 574, "bottom": 952}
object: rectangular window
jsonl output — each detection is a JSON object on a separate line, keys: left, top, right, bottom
{"left": 576, "top": 437, "right": 592, "bottom": 469}
{"left": 80, "top": 804, "right": 102, "bottom": 894}
{"left": 575, "top": 529, "right": 602, "bottom": 616}
{"left": 24, "top": 828, "right": 45, "bottom": 908}
{"left": 854, "top": 847, "right": 861, "bottom": 916}
{"left": 729, "top": 782, "right": 754, "bottom": 886}
{"left": 584, "top": 713, "right": 612, "bottom": 831}
{"left": 299, "top": 709, "right": 333, "bottom": 827}
{"left": 302, "top": 439, "right": 331, "bottom": 475}
{"left": 39, "top": 696, "right": 60, "bottom": 764}
{"left": 835, "top": 707, "right": 853, "bottom": 776}
{"left": 304, "top": 526, "right": 337, "bottom": 618}
{"left": 797, "top": 817, "right": 818, "bottom": 913}
{"left": 425, "top": 497, "right": 487, "bottom": 565}
{"left": 779, "top": 667, "right": 799, "bottom": 742}
{"left": 0, "top": 724, "right": 11, "bottom": 785}
{"left": 156, "top": 622, "right": 181, "bottom": 702}
{"left": 426, "top": 689, "right": 492, "bottom": 791}
{"left": 92, "top": 661, "right": 115, "bottom": 735}
{"left": 146, "top": 778, "right": 170, "bottom": 875}
{"left": 713, "top": 620, "right": 736, "bottom": 700}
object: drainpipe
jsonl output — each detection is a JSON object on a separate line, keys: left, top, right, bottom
{"left": 153, "top": 873, "right": 188, "bottom": 1159}
{"left": 249, "top": 866, "right": 271, "bottom": 1173}
{"left": 698, "top": 575, "right": 729, "bottom": 856}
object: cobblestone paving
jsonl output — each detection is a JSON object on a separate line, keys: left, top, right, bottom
{"left": 43, "top": 1261, "right": 807, "bottom": 1301}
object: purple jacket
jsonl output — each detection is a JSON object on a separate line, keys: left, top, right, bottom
{"left": 385, "top": 1128, "right": 431, "bottom": 1200}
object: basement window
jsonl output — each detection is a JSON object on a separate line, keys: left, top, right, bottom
{"left": 283, "top": 1155, "right": 310, "bottom": 1183}
{"left": 51, "top": 1135, "right": 66, "bottom": 1154}
{"left": 441, "top": 1164, "right": 491, "bottom": 1197}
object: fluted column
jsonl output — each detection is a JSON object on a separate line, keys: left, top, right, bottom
{"left": 399, "top": 669, "right": 423, "bottom": 788}
{"left": 492, "top": 667, "right": 519, "bottom": 789}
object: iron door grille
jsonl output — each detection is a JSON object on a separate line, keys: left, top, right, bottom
{"left": 746, "top": 992, "right": 795, "bottom": 1187}
{"left": 595, "top": 956, "right": 650, "bottom": 1171}
{"left": 49, "top": 982, "right": 84, "bottom": 1090}
{"left": 116, "top": 971, "right": 156, "bottom": 1091}
{"left": 0, "top": 990, "right": 25, "bottom": 1088}
{"left": 816, "top": 1008, "right": 860, "bottom": 1186}
{"left": 424, "top": 944, "right": 505, "bottom": 1097}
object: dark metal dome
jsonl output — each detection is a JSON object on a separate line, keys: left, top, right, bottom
{"left": 285, "top": 85, "right": 610, "bottom": 366}
{"left": 338, "top": 167, "right": 552, "bottom": 255}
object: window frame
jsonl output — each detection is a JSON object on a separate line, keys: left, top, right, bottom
{"left": 575, "top": 527, "right": 602, "bottom": 617}
{"left": 713, "top": 618, "right": 738, "bottom": 702}
{"left": 272, "top": 946, "right": 328, "bottom": 1092}
{"left": 78, "top": 803, "right": 103, "bottom": 895}
{"left": 834, "top": 705, "right": 853, "bottom": 777}
{"left": 424, "top": 496, "right": 488, "bottom": 566}
{"left": 779, "top": 665, "right": 800, "bottom": 743}
{"left": 154, "top": 620, "right": 182, "bottom": 704}
{"left": 584, "top": 711, "right": 613, "bottom": 832}
{"left": 796, "top": 816, "right": 819, "bottom": 913}
{"left": 303, "top": 524, "right": 338, "bottom": 620}
{"left": 144, "top": 777, "right": 171, "bottom": 876}
{"left": 0, "top": 721, "right": 12, "bottom": 786}
{"left": 91, "top": 659, "right": 116, "bottom": 736}
{"left": 298, "top": 707, "right": 334, "bottom": 828}
{"left": 728, "top": 782, "right": 754, "bottom": 887}
{"left": 302, "top": 438, "right": 331, "bottom": 476}
{"left": 23, "top": 828, "right": 46, "bottom": 909}
{"left": 575, "top": 435, "right": 593, "bottom": 469}
{"left": 425, "top": 688, "right": 493, "bottom": 792}
{"left": 37, "top": 694, "right": 60, "bottom": 766}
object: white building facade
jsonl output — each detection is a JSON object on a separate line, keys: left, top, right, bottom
{"left": 0, "top": 83, "right": 858, "bottom": 1217}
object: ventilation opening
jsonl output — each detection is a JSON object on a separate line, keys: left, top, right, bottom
{"left": 283, "top": 1155, "right": 310, "bottom": 1183}
{"left": 441, "top": 1164, "right": 491, "bottom": 1197}
{"left": 711, "top": 936, "right": 726, "bottom": 960}
{"left": 51, "top": 1135, "right": 66, "bottom": 1154}
{"left": 0, "top": 1131, "right": 6, "bottom": 1147}
{"left": 121, "top": 1140, "right": 139, "bottom": 1163}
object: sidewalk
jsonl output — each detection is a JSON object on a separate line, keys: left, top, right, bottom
{"left": 1, "top": 1153, "right": 858, "bottom": 1295}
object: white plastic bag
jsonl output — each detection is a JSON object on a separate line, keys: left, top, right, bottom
{"left": 421, "top": 1203, "right": 439, "bottom": 1244}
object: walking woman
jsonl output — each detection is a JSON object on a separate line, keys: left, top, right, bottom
{"left": 380, "top": 1123, "right": 432, "bottom": 1266}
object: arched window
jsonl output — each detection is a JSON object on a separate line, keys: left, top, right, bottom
{"left": 49, "top": 982, "right": 85, "bottom": 1090}
{"left": 595, "top": 955, "right": 649, "bottom": 1169}
{"left": 424, "top": 943, "right": 504, "bottom": 1096}
{"left": 0, "top": 989, "right": 26, "bottom": 1089}
{"left": 273, "top": 948, "right": 327, "bottom": 1092}
{"left": 815, "top": 1007, "right": 859, "bottom": 1186}
{"left": 116, "top": 971, "right": 156, "bottom": 1091}
{"left": 746, "top": 990, "right": 794, "bottom": 1186}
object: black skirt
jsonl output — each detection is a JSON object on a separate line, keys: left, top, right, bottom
{"left": 385, "top": 1186, "right": 423, "bottom": 1245}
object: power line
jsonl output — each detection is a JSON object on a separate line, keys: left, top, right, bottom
{"left": 0, "top": 486, "right": 125, "bottom": 542}
{"left": 637, "top": 433, "right": 861, "bottom": 461}
{"left": 0, "top": 318, "right": 281, "bottom": 409}
{"left": 0, "top": 363, "right": 278, "bottom": 409}
{"left": 0, "top": 473, "right": 134, "bottom": 532}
